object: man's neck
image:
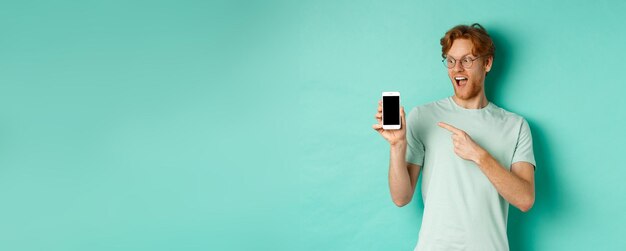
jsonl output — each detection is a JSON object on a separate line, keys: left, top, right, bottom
{"left": 451, "top": 93, "right": 489, "bottom": 109}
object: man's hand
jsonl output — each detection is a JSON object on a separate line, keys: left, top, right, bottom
{"left": 437, "top": 122, "right": 487, "bottom": 163}
{"left": 373, "top": 100, "right": 407, "bottom": 146}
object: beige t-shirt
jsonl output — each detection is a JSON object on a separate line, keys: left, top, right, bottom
{"left": 406, "top": 97, "right": 536, "bottom": 251}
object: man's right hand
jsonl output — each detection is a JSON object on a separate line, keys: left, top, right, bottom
{"left": 372, "top": 100, "right": 407, "bottom": 146}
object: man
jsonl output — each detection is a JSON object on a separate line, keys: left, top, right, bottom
{"left": 372, "top": 23, "right": 536, "bottom": 251}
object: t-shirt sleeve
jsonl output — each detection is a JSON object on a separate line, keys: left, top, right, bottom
{"left": 511, "top": 118, "right": 536, "bottom": 169}
{"left": 405, "top": 108, "right": 425, "bottom": 166}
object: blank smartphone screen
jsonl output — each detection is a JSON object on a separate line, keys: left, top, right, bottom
{"left": 383, "top": 96, "right": 400, "bottom": 125}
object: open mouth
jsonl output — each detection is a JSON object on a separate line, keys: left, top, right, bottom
{"left": 454, "top": 76, "right": 468, "bottom": 86}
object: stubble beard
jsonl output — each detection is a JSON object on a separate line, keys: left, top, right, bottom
{"left": 454, "top": 80, "right": 484, "bottom": 101}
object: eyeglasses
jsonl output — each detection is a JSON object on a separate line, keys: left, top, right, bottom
{"left": 442, "top": 55, "right": 486, "bottom": 69}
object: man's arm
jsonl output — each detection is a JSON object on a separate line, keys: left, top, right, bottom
{"left": 388, "top": 142, "right": 421, "bottom": 207}
{"left": 438, "top": 122, "right": 535, "bottom": 212}
{"left": 373, "top": 101, "right": 421, "bottom": 208}
{"left": 476, "top": 157, "right": 535, "bottom": 212}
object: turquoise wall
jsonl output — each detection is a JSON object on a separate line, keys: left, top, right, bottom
{"left": 1, "top": 0, "right": 625, "bottom": 250}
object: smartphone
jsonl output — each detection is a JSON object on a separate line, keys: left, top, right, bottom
{"left": 382, "top": 92, "right": 401, "bottom": 130}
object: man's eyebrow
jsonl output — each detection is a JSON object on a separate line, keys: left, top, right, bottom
{"left": 447, "top": 53, "right": 474, "bottom": 59}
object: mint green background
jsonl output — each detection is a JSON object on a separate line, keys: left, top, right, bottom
{"left": 1, "top": 0, "right": 624, "bottom": 250}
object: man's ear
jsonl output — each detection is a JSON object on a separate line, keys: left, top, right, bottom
{"left": 485, "top": 55, "right": 493, "bottom": 73}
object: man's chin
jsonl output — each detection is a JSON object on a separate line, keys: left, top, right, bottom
{"left": 454, "top": 86, "right": 482, "bottom": 100}
{"left": 453, "top": 91, "right": 470, "bottom": 100}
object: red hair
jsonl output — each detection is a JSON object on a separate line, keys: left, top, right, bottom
{"left": 440, "top": 23, "right": 495, "bottom": 59}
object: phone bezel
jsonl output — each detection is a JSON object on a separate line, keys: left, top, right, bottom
{"left": 381, "top": 91, "right": 401, "bottom": 130}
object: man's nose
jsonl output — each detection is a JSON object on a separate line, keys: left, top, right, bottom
{"left": 453, "top": 61, "right": 464, "bottom": 72}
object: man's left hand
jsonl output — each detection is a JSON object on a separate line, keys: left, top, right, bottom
{"left": 438, "top": 122, "right": 487, "bottom": 164}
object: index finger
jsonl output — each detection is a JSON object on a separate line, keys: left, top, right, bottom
{"left": 437, "top": 122, "right": 462, "bottom": 135}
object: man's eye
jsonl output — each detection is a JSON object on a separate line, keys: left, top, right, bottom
{"left": 462, "top": 58, "right": 472, "bottom": 63}
{"left": 447, "top": 59, "right": 455, "bottom": 64}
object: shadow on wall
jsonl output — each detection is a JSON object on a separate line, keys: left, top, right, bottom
{"left": 486, "top": 27, "right": 564, "bottom": 251}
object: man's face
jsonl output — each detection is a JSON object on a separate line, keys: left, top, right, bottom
{"left": 445, "top": 38, "right": 492, "bottom": 100}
